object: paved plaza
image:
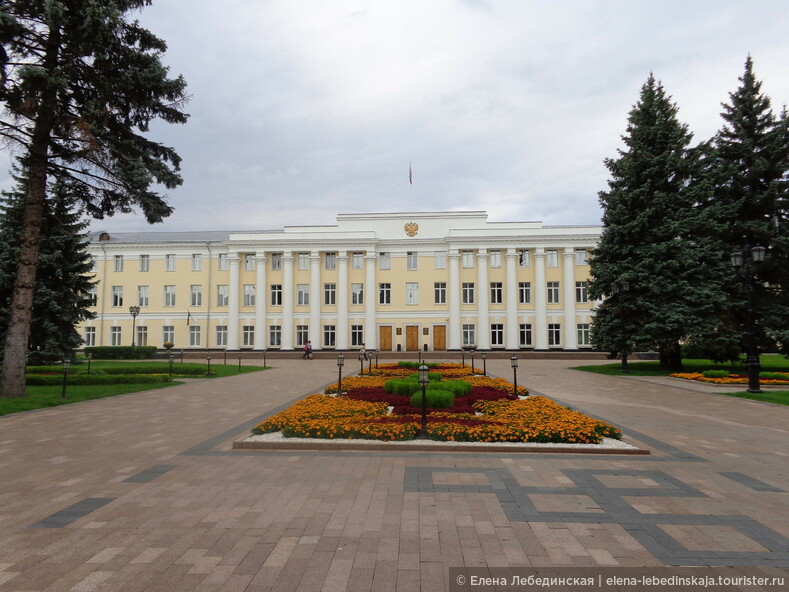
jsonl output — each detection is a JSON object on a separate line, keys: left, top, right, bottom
{"left": 0, "top": 357, "right": 787, "bottom": 591}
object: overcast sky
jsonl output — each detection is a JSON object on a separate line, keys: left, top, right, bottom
{"left": 7, "top": 0, "right": 789, "bottom": 233}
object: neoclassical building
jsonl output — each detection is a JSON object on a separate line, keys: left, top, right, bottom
{"left": 81, "top": 211, "right": 602, "bottom": 352}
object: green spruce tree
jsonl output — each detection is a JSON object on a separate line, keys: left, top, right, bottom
{"left": 709, "top": 57, "right": 789, "bottom": 357}
{"left": 0, "top": 175, "right": 96, "bottom": 363}
{"left": 590, "top": 74, "right": 727, "bottom": 370}
{"left": 0, "top": 1, "right": 188, "bottom": 396}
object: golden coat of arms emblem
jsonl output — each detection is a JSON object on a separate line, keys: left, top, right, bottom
{"left": 404, "top": 222, "right": 418, "bottom": 237}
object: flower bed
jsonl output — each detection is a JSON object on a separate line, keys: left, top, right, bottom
{"left": 252, "top": 394, "right": 621, "bottom": 444}
{"left": 671, "top": 372, "right": 789, "bottom": 385}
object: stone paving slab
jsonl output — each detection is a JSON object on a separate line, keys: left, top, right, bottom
{"left": 0, "top": 357, "right": 787, "bottom": 591}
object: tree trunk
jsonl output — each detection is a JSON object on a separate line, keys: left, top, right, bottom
{"left": 668, "top": 341, "right": 684, "bottom": 372}
{"left": 0, "top": 24, "right": 59, "bottom": 397}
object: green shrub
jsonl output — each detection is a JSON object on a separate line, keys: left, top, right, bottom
{"left": 410, "top": 389, "right": 455, "bottom": 409}
{"left": 26, "top": 374, "right": 171, "bottom": 386}
{"left": 440, "top": 380, "right": 472, "bottom": 396}
{"left": 397, "top": 361, "right": 440, "bottom": 369}
{"left": 702, "top": 370, "right": 730, "bottom": 378}
{"left": 393, "top": 381, "right": 420, "bottom": 396}
{"left": 84, "top": 346, "right": 157, "bottom": 360}
{"left": 760, "top": 372, "right": 789, "bottom": 380}
{"left": 96, "top": 365, "right": 205, "bottom": 376}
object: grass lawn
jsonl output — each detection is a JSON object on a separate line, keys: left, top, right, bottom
{"left": 716, "top": 390, "right": 789, "bottom": 406}
{"left": 0, "top": 360, "right": 268, "bottom": 416}
{"left": 572, "top": 355, "right": 789, "bottom": 376}
{"left": 0, "top": 381, "right": 180, "bottom": 416}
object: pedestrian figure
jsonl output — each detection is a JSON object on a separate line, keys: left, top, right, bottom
{"left": 303, "top": 340, "right": 313, "bottom": 359}
{"left": 361, "top": 343, "right": 368, "bottom": 361}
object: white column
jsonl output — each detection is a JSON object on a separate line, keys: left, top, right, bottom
{"left": 281, "top": 252, "right": 294, "bottom": 350}
{"left": 364, "top": 251, "right": 377, "bottom": 349}
{"left": 227, "top": 255, "right": 240, "bottom": 349}
{"left": 309, "top": 251, "right": 321, "bottom": 350}
{"left": 476, "top": 250, "right": 490, "bottom": 349}
{"left": 505, "top": 249, "right": 519, "bottom": 349}
{"left": 534, "top": 248, "right": 548, "bottom": 350}
{"left": 448, "top": 251, "right": 461, "bottom": 349}
{"left": 336, "top": 251, "right": 349, "bottom": 349}
{"left": 254, "top": 253, "right": 267, "bottom": 350}
{"left": 563, "top": 248, "right": 578, "bottom": 350}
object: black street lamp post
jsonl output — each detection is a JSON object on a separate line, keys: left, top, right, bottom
{"left": 168, "top": 353, "right": 174, "bottom": 378}
{"left": 731, "top": 245, "right": 766, "bottom": 393}
{"left": 368, "top": 351, "right": 373, "bottom": 374}
{"left": 470, "top": 349, "right": 475, "bottom": 374}
{"left": 238, "top": 353, "right": 242, "bottom": 371}
{"left": 86, "top": 352, "right": 92, "bottom": 375}
{"left": 461, "top": 351, "right": 465, "bottom": 367}
{"left": 417, "top": 363, "right": 430, "bottom": 439}
{"left": 337, "top": 353, "right": 345, "bottom": 394}
{"left": 61, "top": 359, "right": 70, "bottom": 400}
{"left": 129, "top": 305, "right": 140, "bottom": 346}
{"left": 510, "top": 355, "right": 519, "bottom": 396}
{"left": 206, "top": 353, "right": 212, "bottom": 377}
{"left": 481, "top": 351, "right": 487, "bottom": 377}
{"left": 358, "top": 350, "right": 365, "bottom": 376}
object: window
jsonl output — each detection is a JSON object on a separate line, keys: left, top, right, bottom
{"left": 218, "top": 253, "right": 228, "bottom": 270}
{"left": 189, "top": 326, "right": 201, "bottom": 347}
{"left": 576, "top": 281, "right": 589, "bottom": 303}
{"left": 192, "top": 253, "right": 202, "bottom": 271}
{"left": 83, "top": 327, "right": 96, "bottom": 347}
{"left": 407, "top": 251, "right": 418, "bottom": 270}
{"left": 139, "top": 254, "right": 149, "bottom": 272}
{"left": 137, "top": 285, "right": 149, "bottom": 307}
{"left": 244, "top": 254, "right": 255, "bottom": 271}
{"left": 242, "top": 325, "right": 254, "bottom": 347}
{"left": 324, "top": 283, "right": 336, "bottom": 305}
{"left": 462, "top": 251, "right": 474, "bottom": 268}
{"left": 352, "top": 252, "right": 364, "bottom": 269}
{"left": 110, "top": 326, "right": 122, "bottom": 346}
{"left": 489, "top": 250, "right": 502, "bottom": 268}
{"left": 296, "top": 284, "right": 309, "bottom": 306}
{"left": 519, "top": 249, "right": 530, "bottom": 267}
{"left": 87, "top": 287, "right": 98, "bottom": 307}
{"left": 324, "top": 325, "right": 336, "bottom": 347}
{"left": 342, "top": 282, "right": 360, "bottom": 305}
{"left": 162, "top": 325, "right": 174, "bottom": 345}
{"left": 269, "top": 325, "right": 282, "bottom": 347}
{"left": 548, "top": 323, "right": 561, "bottom": 346}
{"left": 406, "top": 282, "right": 419, "bottom": 305}
{"left": 577, "top": 323, "right": 591, "bottom": 346}
{"left": 325, "top": 252, "right": 336, "bottom": 270}
{"left": 271, "top": 284, "right": 282, "bottom": 306}
{"left": 434, "top": 282, "right": 446, "bottom": 304}
{"left": 520, "top": 323, "right": 533, "bottom": 347}
{"left": 434, "top": 251, "right": 447, "bottom": 269}
{"left": 379, "top": 283, "right": 391, "bottom": 305}
{"left": 351, "top": 325, "right": 364, "bottom": 347}
{"left": 216, "top": 326, "right": 227, "bottom": 347}
{"left": 136, "top": 326, "right": 148, "bottom": 346}
{"left": 297, "top": 252, "right": 309, "bottom": 270}
{"left": 491, "top": 323, "right": 504, "bottom": 346}
{"left": 462, "top": 324, "right": 476, "bottom": 347}
{"left": 519, "top": 282, "right": 531, "bottom": 304}
{"left": 379, "top": 252, "right": 390, "bottom": 270}
{"left": 462, "top": 282, "right": 475, "bottom": 304}
{"left": 165, "top": 254, "right": 176, "bottom": 271}
{"left": 547, "top": 281, "right": 560, "bottom": 304}
{"left": 546, "top": 249, "right": 559, "bottom": 267}
{"left": 490, "top": 282, "right": 503, "bottom": 304}
{"left": 296, "top": 325, "right": 309, "bottom": 347}
{"left": 111, "top": 286, "right": 123, "bottom": 307}
{"left": 217, "top": 285, "right": 229, "bottom": 307}
{"left": 243, "top": 284, "right": 255, "bottom": 306}
{"left": 190, "top": 284, "right": 202, "bottom": 307}
{"left": 271, "top": 253, "right": 282, "bottom": 271}
{"left": 164, "top": 285, "right": 176, "bottom": 307}
{"left": 113, "top": 255, "right": 124, "bottom": 272}
{"left": 575, "top": 249, "right": 588, "bottom": 265}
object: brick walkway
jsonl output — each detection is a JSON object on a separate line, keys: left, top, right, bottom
{"left": 0, "top": 358, "right": 787, "bottom": 591}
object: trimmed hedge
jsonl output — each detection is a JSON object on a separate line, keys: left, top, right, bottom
{"left": 26, "top": 374, "right": 172, "bottom": 386}
{"left": 410, "top": 389, "right": 455, "bottom": 409}
{"left": 84, "top": 346, "right": 157, "bottom": 360}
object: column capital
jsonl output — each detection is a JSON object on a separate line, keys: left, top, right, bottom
{"left": 563, "top": 248, "right": 575, "bottom": 257}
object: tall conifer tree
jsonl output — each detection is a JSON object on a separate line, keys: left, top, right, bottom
{"left": 590, "top": 75, "right": 726, "bottom": 370}
{"left": 0, "top": 175, "right": 95, "bottom": 363}
{"left": 0, "top": 1, "right": 188, "bottom": 396}
{"left": 709, "top": 57, "right": 789, "bottom": 356}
